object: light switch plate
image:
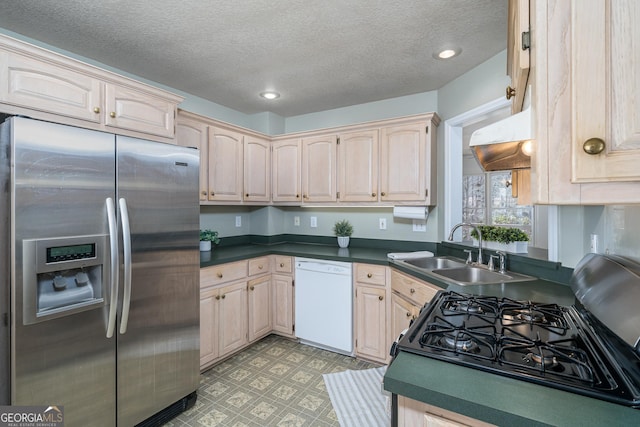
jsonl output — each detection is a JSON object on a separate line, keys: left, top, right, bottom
{"left": 413, "top": 220, "right": 426, "bottom": 232}
{"left": 379, "top": 218, "right": 387, "bottom": 230}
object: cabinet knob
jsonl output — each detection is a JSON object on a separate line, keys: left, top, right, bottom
{"left": 245, "top": 193, "right": 249, "bottom": 197}
{"left": 280, "top": 263, "right": 285, "bottom": 267}
{"left": 250, "top": 286, "right": 255, "bottom": 291}
{"left": 217, "top": 272, "right": 223, "bottom": 278}
{"left": 406, "top": 312, "right": 412, "bottom": 317}
{"left": 303, "top": 194, "right": 308, "bottom": 199}
{"left": 201, "top": 191, "right": 207, "bottom": 196}
{"left": 93, "top": 107, "right": 100, "bottom": 114}
{"left": 110, "top": 111, "right": 116, "bottom": 118}
{"left": 210, "top": 191, "right": 215, "bottom": 196}
{"left": 378, "top": 295, "right": 384, "bottom": 301}
{"left": 371, "top": 192, "right": 376, "bottom": 197}
{"left": 410, "top": 288, "right": 415, "bottom": 294}
{"left": 296, "top": 194, "right": 300, "bottom": 198}
{"left": 221, "top": 294, "right": 226, "bottom": 299}
{"left": 583, "top": 138, "right": 606, "bottom": 155}
{"left": 506, "top": 85, "right": 516, "bottom": 100}
{"left": 215, "top": 295, "right": 221, "bottom": 300}
{"left": 367, "top": 273, "right": 373, "bottom": 278}
{"left": 381, "top": 192, "right": 386, "bottom": 197}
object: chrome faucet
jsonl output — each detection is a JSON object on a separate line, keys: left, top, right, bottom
{"left": 448, "top": 222, "right": 483, "bottom": 265}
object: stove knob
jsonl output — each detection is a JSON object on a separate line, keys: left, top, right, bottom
{"left": 389, "top": 341, "right": 399, "bottom": 357}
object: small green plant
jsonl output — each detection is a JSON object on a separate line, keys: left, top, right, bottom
{"left": 470, "top": 225, "right": 529, "bottom": 244}
{"left": 199, "top": 229, "right": 221, "bottom": 244}
{"left": 333, "top": 219, "right": 354, "bottom": 237}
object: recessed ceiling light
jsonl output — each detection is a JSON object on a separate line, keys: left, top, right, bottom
{"left": 260, "top": 91, "right": 280, "bottom": 100}
{"left": 433, "top": 48, "right": 462, "bottom": 60}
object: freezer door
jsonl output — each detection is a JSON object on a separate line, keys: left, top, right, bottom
{"left": 116, "top": 136, "right": 200, "bottom": 426}
{"left": 9, "top": 117, "right": 117, "bottom": 426}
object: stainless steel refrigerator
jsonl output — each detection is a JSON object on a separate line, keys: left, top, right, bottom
{"left": 0, "top": 116, "right": 200, "bottom": 426}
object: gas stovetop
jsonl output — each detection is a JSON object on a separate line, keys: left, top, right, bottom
{"left": 395, "top": 290, "right": 640, "bottom": 407}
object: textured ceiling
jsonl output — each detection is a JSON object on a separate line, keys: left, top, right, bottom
{"left": 0, "top": 0, "right": 508, "bottom": 117}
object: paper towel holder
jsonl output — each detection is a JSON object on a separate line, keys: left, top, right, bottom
{"left": 392, "top": 206, "right": 430, "bottom": 221}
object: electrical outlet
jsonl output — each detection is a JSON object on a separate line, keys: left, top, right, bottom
{"left": 310, "top": 216, "right": 317, "bottom": 228}
{"left": 379, "top": 218, "right": 387, "bottom": 230}
{"left": 235, "top": 216, "right": 242, "bottom": 227}
{"left": 294, "top": 216, "right": 300, "bottom": 226}
{"left": 412, "top": 220, "right": 426, "bottom": 232}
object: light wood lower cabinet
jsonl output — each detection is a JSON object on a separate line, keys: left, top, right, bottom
{"left": 389, "top": 269, "right": 440, "bottom": 352}
{"left": 272, "top": 255, "right": 295, "bottom": 337}
{"left": 398, "top": 396, "right": 495, "bottom": 427}
{"left": 248, "top": 274, "right": 272, "bottom": 341}
{"left": 354, "top": 263, "right": 389, "bottom": 364}
{"left": 200, "top": 256, "right": 294, "bottom": 370}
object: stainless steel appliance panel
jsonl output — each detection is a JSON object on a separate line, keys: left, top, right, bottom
{"left": 9, "top": 117, "right": 116, "bottom": 426}
{"left": 115, "top": 135, "right": 199, "bottom": 426}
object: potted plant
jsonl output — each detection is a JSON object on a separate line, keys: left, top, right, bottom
{"left": 470, "top": 225, "right": 529, "bottom": 253}
{"left": 199, "top": 229, "right": 220, "bottom": 252}
{"left": 333, "top": 219, "right": 354, "bottom": 248}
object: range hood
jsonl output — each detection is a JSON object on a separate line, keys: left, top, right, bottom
{"left": 469, "top": 106, "right": 532, "bottom": 171}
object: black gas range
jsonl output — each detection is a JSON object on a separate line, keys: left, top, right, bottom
{"left": 392, "top": 253, "right": 640, "bottom": 408}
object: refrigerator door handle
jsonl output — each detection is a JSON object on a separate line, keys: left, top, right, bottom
{"left": 118, "top": 198, "right": 132, "bottom": 335}
{"left": 106, "top": 197, "right": 119, "bottom": 338}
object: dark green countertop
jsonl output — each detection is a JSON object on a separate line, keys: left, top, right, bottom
{"left": 200, "top": 241, "right": 639, "bottom": 425}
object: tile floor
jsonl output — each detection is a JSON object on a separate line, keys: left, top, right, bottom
{"left": 168, "top": 335, "right": 380, "bottom": 426}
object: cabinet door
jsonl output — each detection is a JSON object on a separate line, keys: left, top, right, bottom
{"left": 104, "top": 84, "right": 175, "bottom": 138}
{"left": 272, "top": 274, "right": 294, "bottom": 336}
{"left": 390, "top": 293, "right": 418, "bottom": 349}
{"left": 302, "top": 135, "right": 337, "bottom": 203}
{"left": 571, "top": 0, "right": 640, "bottom": 183}
{"left": 218, "top": 281, "right": 248, "bottom": 356}
{"left": 355, "top": 285, "right": 387, "bottom": 363}
{"left": 338, "top": 130, "right": 379, "bottom": 202}
{"left": 208, "top": 126, "right": 244, "bottom": 202}
{"left": 176, "top": 117, "right": 209, "bottom": 201}
{"left": 507, "top": 0, "right": 530, "bottom": 113}
{"left": 244, "top": 136, "right": 271, "bottom": 202}
{"left": 248, "top": 275, "right": 272, "bottom": 341}
{"left": 272, "top": 139, "right": 302, "bottom": 203}
{"left": 200, "top": 287, "right": 219, "bottom": 367}
{"left": 380, "top": 123, "right": 427, "bottom": 202}
{"left": 0, "top": 51, "right": 102, "bottom": 123}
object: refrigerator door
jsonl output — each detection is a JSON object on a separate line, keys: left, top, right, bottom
{"left": 9, "top": 117, "right": 117, "bottom": 426}
{"left": 115, "top": 136, "right": 199, "bottom": 426}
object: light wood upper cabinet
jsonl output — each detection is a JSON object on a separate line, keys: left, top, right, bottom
{"left": 272, "top": 139, "right": 302, "bottom": 203}
{"left": 380, "top": 122, "right": 437, "bottom": 204}
{"left": 0, "top": 50, "right": 102, "bottom": 123}
{"left": 176, "top": 116, "right": 208, "bottom": 201}
{"left": 208, "top": 126, "right": 244, "bottom": 202}
{"left": 302, "top": 134, "right": 337, "bottom": 203}
{"left": 244, "top": 136, "right": 271, "bottom": 202}
{"left": 0, "top": 34, "right": 182, "bottom": 142}
{"left": 532, "top": 0, "right": 640, "bottom": 204}
{"left": 338, "top": 130, "right": 379, "bottom": 202}
{"left": 507, "top": 0, "right": 530, "bottom": 113}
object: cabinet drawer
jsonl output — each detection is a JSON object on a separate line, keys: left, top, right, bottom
{"left": 391, "top": 270, "right": 439, "bottom": 306}
{"left": 274, "top": 256, "right": 292, "bottom": 273}
{"left": 248, "top": 256, "right": 270, "bottom": 276}
{"left": 354, "top": 263, "right": 387, "bottom": 286}
{"left": 201, "top": 260, "right": 248, "bottom": 288}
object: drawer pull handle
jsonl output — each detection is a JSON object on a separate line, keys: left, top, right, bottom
{"left": 378, "top": 295, "right": 384, "bottom": 301}
{"left": 280, "top": 263, "right": 285, "bottom": 267}
{"left": 406, "top": 312, "right": 412, "bottom": 317}
{"left": 217, "top": 273, "right": 223, "bottom": 278}
{"left": 367, "top": 273, "right": 373, "bottom": 278}
{"left": 410, "top": 288, "right": 415, "bottom": 294}
{"left": 259, "top": 265, "right": 263, "bottom": 269}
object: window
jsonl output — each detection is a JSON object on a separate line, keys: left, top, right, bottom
{"left": 462, "top": 171, "right": 532, "bottom": 240}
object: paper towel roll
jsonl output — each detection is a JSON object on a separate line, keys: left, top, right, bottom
{"left": 392, "top": 206, "right": 428, "bottom": 220}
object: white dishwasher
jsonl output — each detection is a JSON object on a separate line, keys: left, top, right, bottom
{"left": 294, "top": 257, "right": 353, "bottom": 355}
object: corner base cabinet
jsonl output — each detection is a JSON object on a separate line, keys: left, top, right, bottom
{"left": 397, "top": 396, "right": 495, "bottom": 427}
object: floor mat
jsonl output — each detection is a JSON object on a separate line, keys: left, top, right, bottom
{"left": 323, "top": 366, "right": 390, "bottom": 427}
